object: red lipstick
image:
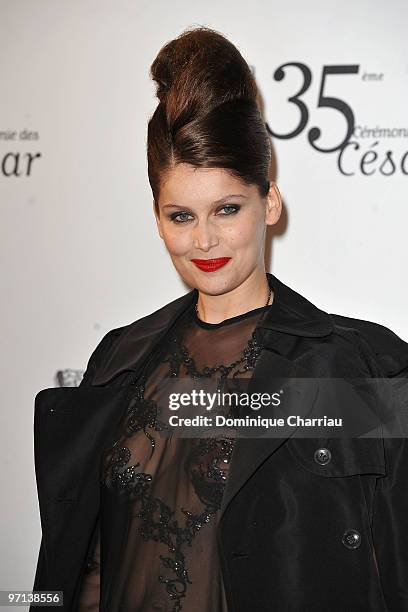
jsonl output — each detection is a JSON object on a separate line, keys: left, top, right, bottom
{"left": 191, "top": 257, "right": 231, "bottom": 272}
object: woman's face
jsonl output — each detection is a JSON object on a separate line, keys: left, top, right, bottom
{"left": 154, "top": 163, "right": 282, "bottom": 295}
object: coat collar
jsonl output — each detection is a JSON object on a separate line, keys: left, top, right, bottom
{"left": 257, "top": 272, "right": 333, "bottom": 337}
{"left": 92, "top": 272, "right": 334, "bottom": 386}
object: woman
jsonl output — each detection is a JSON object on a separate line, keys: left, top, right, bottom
{"left": 31, "top": 26, "right": 408, "bottom": 612}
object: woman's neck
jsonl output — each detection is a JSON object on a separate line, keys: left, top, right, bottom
{"left": 195, "top": 269, "right": 273, "bottom": 324}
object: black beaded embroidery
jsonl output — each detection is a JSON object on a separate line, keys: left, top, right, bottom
{"left": 163, "top": 308, "right": 264, "bottom": 381}
{"left": 101, "top": 303, "right": 265, "bottom": 611}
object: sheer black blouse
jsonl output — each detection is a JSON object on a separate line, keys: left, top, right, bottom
{"left": 78, "top": 299, "right": 272, "bottom": 611}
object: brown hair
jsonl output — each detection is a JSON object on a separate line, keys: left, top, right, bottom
{"left": 147, "top": 26, "right": 271, "bottom": 213}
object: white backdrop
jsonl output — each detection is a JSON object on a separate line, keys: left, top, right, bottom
{"left": 0, "top": 0, "right": 407, "bottom": 601}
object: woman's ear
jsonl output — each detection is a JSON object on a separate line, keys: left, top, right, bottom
{"left": 153, "top": 200, "right": 164, "bottom": 239}
{"left": 265, "top": 181, "right": 282, "bottom": 226}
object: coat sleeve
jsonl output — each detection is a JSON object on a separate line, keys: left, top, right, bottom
{"left": 348, "top": 320, "right": 408, "bottom": 609}
{"left": 31, "top": 327, "right": 122, "bottom": 604}
{"left": 371, "top": 374, "right": 408, "bottom": 610}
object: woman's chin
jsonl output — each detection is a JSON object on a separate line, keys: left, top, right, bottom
{"left": 189, "top": 272, "right": 241, "bottom": 296}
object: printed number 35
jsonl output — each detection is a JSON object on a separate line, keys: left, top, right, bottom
{"left": 266, "top": 63, "right": 359, "bottom": 153}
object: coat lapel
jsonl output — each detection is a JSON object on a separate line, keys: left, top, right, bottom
{"left": 218, "top": 341, "right": 320, "bottom": 520}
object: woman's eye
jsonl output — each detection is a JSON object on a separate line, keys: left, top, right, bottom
{"left": 170, "top": 212, "right": 194, "bottom": 224}
{"left": 218, "top": 204, "right": 240, "bottom": 215}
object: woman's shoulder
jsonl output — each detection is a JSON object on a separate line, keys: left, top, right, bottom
{"left": 265, "top": 273, "right": 408, "bottom": 378}
{"left": 329, "top": 313, "right": 408, "bottom": 377}
{"left": 80, "top": 290, "right": 195, "bottom": 386}
{"left": 80, "top": 324, "right": 128, "bottom": 386}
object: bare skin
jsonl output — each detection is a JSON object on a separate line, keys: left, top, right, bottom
{"left": 153, "top": 163, "right": 282, "bottom": 324}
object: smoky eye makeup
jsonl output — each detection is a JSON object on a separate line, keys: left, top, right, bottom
{"left": 168, "top": 203, "right": 242, "bottom": 224}
{"left": 169, "top": 211, "right": 193, "bottom": 223}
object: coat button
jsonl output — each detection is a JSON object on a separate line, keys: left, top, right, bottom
{"left": 342, "top": 529, "right": 362, "bottom": 549}
{"left": 314, "top": 447, "right": 331, "bottom": 465}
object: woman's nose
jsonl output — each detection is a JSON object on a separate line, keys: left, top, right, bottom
{"left": 192, "top": 221, "right": 218, "bottom": 251}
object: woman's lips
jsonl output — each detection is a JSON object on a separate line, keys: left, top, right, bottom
{"left": 191, "top": 257, "right": 231, "bottom": 272}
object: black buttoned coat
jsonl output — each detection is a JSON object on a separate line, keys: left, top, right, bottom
{"left": 31, "top": 272, "right": 408, "bottom": 611}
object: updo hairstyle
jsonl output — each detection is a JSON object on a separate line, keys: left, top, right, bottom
{"left": 147, "top": 26, "right": 271, "bottom": 213}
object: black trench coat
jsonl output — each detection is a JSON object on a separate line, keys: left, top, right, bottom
{"left": 31, "top": 272, "right": 408, "bottom": 611}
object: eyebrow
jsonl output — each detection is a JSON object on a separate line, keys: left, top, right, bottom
{"left": 162, "top": 194, "right": 248, "bottom": 210}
